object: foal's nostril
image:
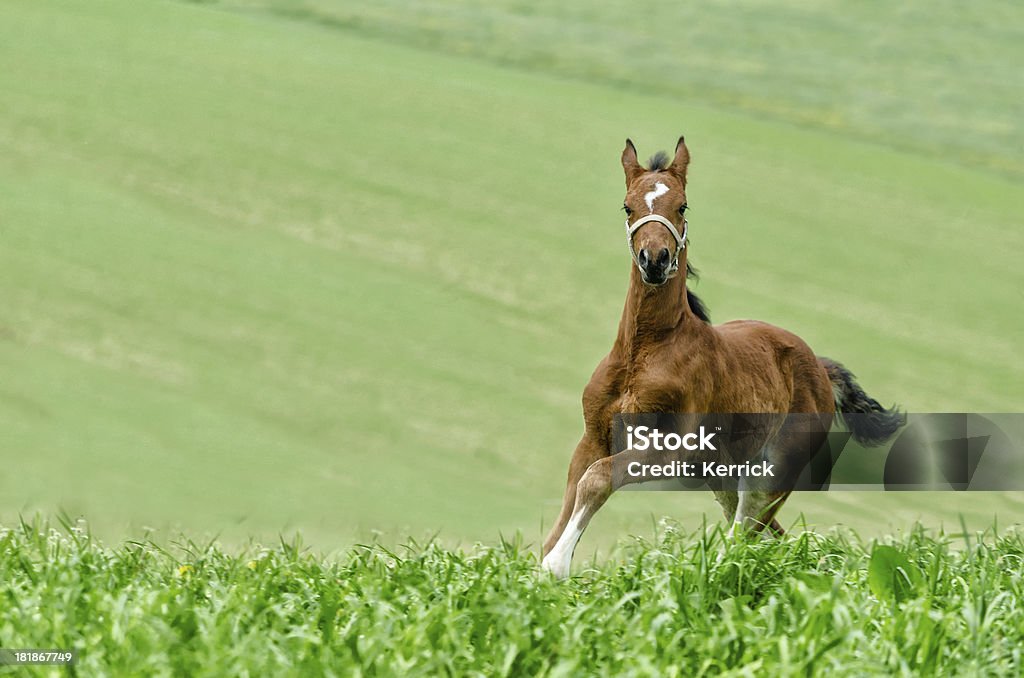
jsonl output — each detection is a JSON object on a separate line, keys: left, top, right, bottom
{"left": 637, "top": 248, "right": 649, "bottom": 268}
{"left": 657, "top": 248, "right": 671, "bottom": 267}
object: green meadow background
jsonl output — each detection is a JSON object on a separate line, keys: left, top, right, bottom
{"left": 1, "top": 0, "right": 1022, "bottom": 555}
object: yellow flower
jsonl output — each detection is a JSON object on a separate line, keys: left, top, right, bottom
{"left": 177, "top": 564, "right": 193, "bottom": 577}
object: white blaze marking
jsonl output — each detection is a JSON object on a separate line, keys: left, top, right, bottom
{"left": 644, "top": 182, "right": 669, "bottom": 213}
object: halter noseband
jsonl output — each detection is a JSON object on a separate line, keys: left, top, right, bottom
{"left": 625, "top": 213, "right": 688, "bottom": 277}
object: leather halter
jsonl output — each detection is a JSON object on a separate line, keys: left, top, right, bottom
{"left": 624, "top": 213, "right": 688, "bottom": 277}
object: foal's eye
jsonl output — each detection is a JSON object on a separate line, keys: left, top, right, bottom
{"left": 678, "top": 203, "right": 689, "bottom": 215}
{"left": 622, "top": 204, "right": 633, "bottom": 216}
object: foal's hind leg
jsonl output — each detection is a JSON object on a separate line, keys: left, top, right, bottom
{"left": 728, "top": 489, "right": 789, "bottom": 537}
{"left": 729, "top": 416, "right": 830, "bottom": 538}
{"left": 713, "top": 489, "right": 738, "bottom": 523}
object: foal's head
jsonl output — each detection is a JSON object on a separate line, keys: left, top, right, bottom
{"left": 621, "top": 137, "right": 690, "bottom": 286}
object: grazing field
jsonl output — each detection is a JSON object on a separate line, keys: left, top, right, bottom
{"left": 4, "top": 520, "right": 1024, "bottom": 675}
{"left": 1, "top": 0, "right": 1022, "bottom": 555}
{"left": 222, "top": 0, "right": 1024, "bottom": 177}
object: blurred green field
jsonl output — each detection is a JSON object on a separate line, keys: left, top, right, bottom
{"left": 222, "top": 0, "right": 1024, "bottom": 176}
{"left": 1, "top": 0, "right": 1022, "bottom": 554}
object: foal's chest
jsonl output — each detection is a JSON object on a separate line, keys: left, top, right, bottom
{"left": 585, "top": 357, "right": 686, "bottom": 443}
{"left": 618, "top": 390, "right": 641, "bottom": 413}
{"left": 615, "top": 377, "right": 682, "bottom": 414}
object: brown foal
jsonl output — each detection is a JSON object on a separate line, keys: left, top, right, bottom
{"left": 540, "top": 137, "right": 903, "bottom": 578}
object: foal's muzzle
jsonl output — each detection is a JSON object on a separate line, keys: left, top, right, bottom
{"left": 625, "top": 214, "right": 688, "bottom": 285}
{"left": 637, "top": 247, "right": 672, "bottom": 285}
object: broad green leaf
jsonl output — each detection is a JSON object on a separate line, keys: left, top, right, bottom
{"left": 868, "top": 545, "right": 923, "bottom": 603}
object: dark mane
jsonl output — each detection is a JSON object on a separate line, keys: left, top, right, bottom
{"left": 685, "top": 262, "right": 711, "bottom": 323}
{"left": 647, "top": 151, "right": 670, "bottom": 171}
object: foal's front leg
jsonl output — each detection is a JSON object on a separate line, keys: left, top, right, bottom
{"left": 542, "top": 435, "right": 607, "bottom": 561}
{"left": 541, "top": 453, "right": 615, "bottom": 578}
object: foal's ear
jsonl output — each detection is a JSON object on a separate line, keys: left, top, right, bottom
{"left": 669, "top": 136, "right": 690, "bottom": 182}
{"left": 621, "top": 138, "right": 644, "bottom": 186}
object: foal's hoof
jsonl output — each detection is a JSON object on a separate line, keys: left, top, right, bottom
{"left": 540, "top": 554, "right": 570, "bottom": 580}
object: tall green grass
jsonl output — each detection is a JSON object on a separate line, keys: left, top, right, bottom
{"left": 3, "top": 519, "right": 1023, "bottom": 675}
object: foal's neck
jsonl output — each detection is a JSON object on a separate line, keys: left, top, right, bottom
{"left": 614, "top": 265, "right": 696, "bottom": 359}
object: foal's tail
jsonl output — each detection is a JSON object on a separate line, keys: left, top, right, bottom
{"left": 819, "top": 357, "right": 906, "bottom": 446}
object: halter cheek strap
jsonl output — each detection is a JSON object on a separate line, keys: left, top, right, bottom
{"left": 625, "top": 214, "right": 688, "bottom": 276}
